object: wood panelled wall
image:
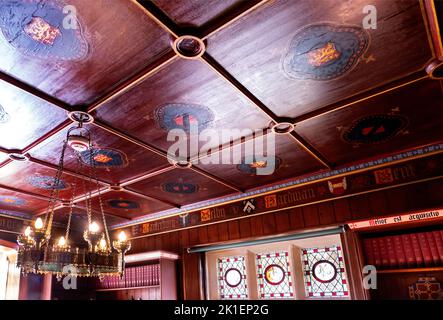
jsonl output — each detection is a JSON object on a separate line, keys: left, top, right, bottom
{"left": 128, "top": 178, "right": 443, "bottom": 299}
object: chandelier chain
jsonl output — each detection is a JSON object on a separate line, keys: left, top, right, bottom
{"left": 44, "top": 139, "right": 68, "bottom": 237}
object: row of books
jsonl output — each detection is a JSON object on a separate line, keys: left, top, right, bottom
{"left": 96, "top": 264, "right": 161, "bottom": 289}
{"left": 363, "top": 230, "right": 443, "bottom": 269}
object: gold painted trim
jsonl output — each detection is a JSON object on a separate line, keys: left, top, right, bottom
{"left": 296, "top": 75, "right": 429, "bottom": 123}
{"left": 0, "top": 229, "right": 21, "bottom": 235}
{"left": 0, "top": 213, "right": 32, "bottom": 222}
{"left": 117, "top": 148, "right": 443, "bottom": 231}
{"left": 202, "top": 0, "right": 272, "bottom": 40}
{"left": 420, "top": 0, "right": 438, "bottom": 60}
{"left": 130, "top": 0, "right": 179, "bottom": 39}
{"left": 127, "top": 174, "right": 443, "bottom": 241}
{"left": 87, "top": 54, "right": 178, "bottom": 113}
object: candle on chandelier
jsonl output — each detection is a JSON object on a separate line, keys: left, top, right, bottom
{"left": 58, "top": 236, "right": 66, "bottom": 247}
{"left": 89, "top": 221, "right": 100, "bottom": 233}
{"left": 24, "top": 226, "right": 31, "bottom": 237}
{"left": 34, "top": 218, "right": 43, "bottom": 230}
{"left": 117, "top": 231, "right": 127, "bottom": 242}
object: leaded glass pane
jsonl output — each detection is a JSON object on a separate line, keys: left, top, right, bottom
{"left": 302, "top": 246, "right": 349, "bottom": 298}
{"left": 217, "top": 256, "right": 248, "bottom": 299}
{"left": 256, "top": 251, "right": 294, "bottom": 299}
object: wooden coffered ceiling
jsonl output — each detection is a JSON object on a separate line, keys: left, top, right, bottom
{"left": 0, "top": 0, "right": 442, "bottom": 231}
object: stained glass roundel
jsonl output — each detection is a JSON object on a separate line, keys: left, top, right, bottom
{"left": 225, "top": 268, "right": 242, "bottom": 287}
{"left": 264, "top": 264, "right": 285, "bottom": 285}
{"left": 312, "top": 260, "right": 337, "bottom": 283}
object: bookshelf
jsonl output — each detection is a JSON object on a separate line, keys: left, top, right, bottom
{"left": 95, "top": 251, "right": 179, "bottom": 300}
{"left": 358, "top": 225, "right": 443, "bottom": 299}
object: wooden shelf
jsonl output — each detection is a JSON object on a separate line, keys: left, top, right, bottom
{"left": 96, "top": 285, "right": 160, "bottom": 292}
{"left": 377, "top": 267, "right": 443, "bottom": 274}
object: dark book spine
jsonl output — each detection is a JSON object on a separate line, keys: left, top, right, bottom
{"left": 410, "top": 233, "right": 424, "bottom": 267}
{"left": 425, "top": 232, "right": 440, "bottom": 266}
{"left": 385, "top": 236, "right": 398, "bottom": 267}
{"left": 363, "top": 239, "right": 375, "bottom": 266}
{"left": 393, "top": 235, "right": 407, "bottom": 267}
{"left": 432, "top": 231, "right": 443, "bottom": 265}
{"left": 378, "top": 237, "right": 390, "bottom": 268}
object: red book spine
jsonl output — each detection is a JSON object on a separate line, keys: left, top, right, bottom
{"left": 410, "top": 233, "right": 424, "bottom": 267}
{"left": 137, "top": 266, "right": 141, "bottom": 287}
{"left": 119, "top": 274, "right": 123, "bottom": 288}
{"left": 401, "top": 234, "right": 416, "bottom": 267}
{"left": 363, "top": 239, "right": 375, "bottom": 266}
{"left": 142, "top": 266, "right": 146, "bottom": 287}
{"left": 131, "top": 267, "right": 136, "bottom": 288}
{"left": 157, "top": 264, "right": 160, "bottom": 285}
{"left": 417, "top": 232, "right": 433, "bottom": 267}
{"left": 371, "top": 238, "right": 381, "bottom": 267}
{"left": 425, "top": 232, "right": 440, "bottom": 266}
{"left": 432, "top": 231, "right": 443, "bottom": 265}
{"left": 393, "top": 235, "right": 407, "bottom": 267}
{"left": 377, "top": 237, "right": 389, "bottom": 268}
{"left": 138, "top": 266, "right": 143, "bottom": 287}
{"left": 385, "top": 236, "right": 397, "bottom": 267}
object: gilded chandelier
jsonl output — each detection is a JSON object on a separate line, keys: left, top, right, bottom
{"left": 16, "top": 114, "right": 131, "bottom": 278}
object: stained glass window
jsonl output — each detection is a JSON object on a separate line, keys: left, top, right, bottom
{"left": 302, "top": 246, "right": 349, "bottom": 298}
{"left": 256, "top": 251, "right": 294, "bottom": 299}
{"left": 217, "top": 256, "right": 248, "bottom": 299}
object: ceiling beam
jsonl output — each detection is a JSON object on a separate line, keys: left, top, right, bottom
{"left": 189, "top": 128, "right": 273, "bottom": 163}
{"left": 0, "top": 184, "right": 52, "bottom": 202}
{"left": 21, "top": 119, "right": 73, "bottom": 154}
{"left": 122, "top": 188, "right": 180, "bottom": 209}
{"left": 91, "top": 120, "right": 245, "bottom": 192}
{"left": 91, "top": 120, "right": 169, "bottom": 159}
{"left": 200, "top": 53, "right": 279, "bottom": 123}
{"left": 201, "top": 0, "right": 271, "bottom": 40}
{"left": 189, "top": 166, "right": 243, "bottom": 193}
{"left": 293, "top": 71, "right": 429, "bottom": 123}
{"left": 200, "top": 53, "right": 332, "bottom": 169}
{"left": 73, "top": 203, "right": 132, "bottom": 221}
{"left": 132, "top": 0, "right": 181, "bottom": 38}
{"left": 87, "top": 51, "right": 177, "bottom": 113}
{"left": 423, "top": 0, "right": 443, "bottom": 60}
{"left": 289, "top": 132, "right": 333, "bottom": 169}
{"left": 27, "top": 156, "right": 111, "bottom": 187}
{"left": 0, "top": 71, "right": 75, "bottom": 112}
{"left": 120, "top": 166, "right": 175, "bottom": 187}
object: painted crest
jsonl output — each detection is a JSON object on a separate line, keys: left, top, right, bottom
{"left": 27, "top": 175, "right": 68, "bottom": 190}
{"left": 108, "top": 200, "right": 140, "bottom": 210}
{"left": 178, "top": 213, "right": 190, "bottom": 227}
{"left": 0, "top": 196, "right": 26, "bottom": 206}
{"left": 162, "top": 182, "right": 198, "bottom": 194}
{"left": 373, "top": 168, "right": 394, "bottom": 185}
{"left": 237, "top": 156, "right": 281, "bottom": 175}
{"left": 282, "top": 23, "right": 369, "bottom": 80}
{"left": 154, "top": 103, "right": 214, "bottom": 133}
{"left": 409, "top": 277, "right": 443, "bottom": 300}
{"left": 79, "top": 148, "right": 127, "bottom": 167}
{"left": 342, "top": 114, "right": 409, "bottom": 145}
{"left": 328, "top": 177, "right": 347, "bottom": 195}
{"left": 200, "top": 209, "right": 211, "bottom": 222}
{"left": 0, "top": 0, "right": 89, "bottom": 61}
{"left": 242, "top": 199, "right": 256, "bottom": 214}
